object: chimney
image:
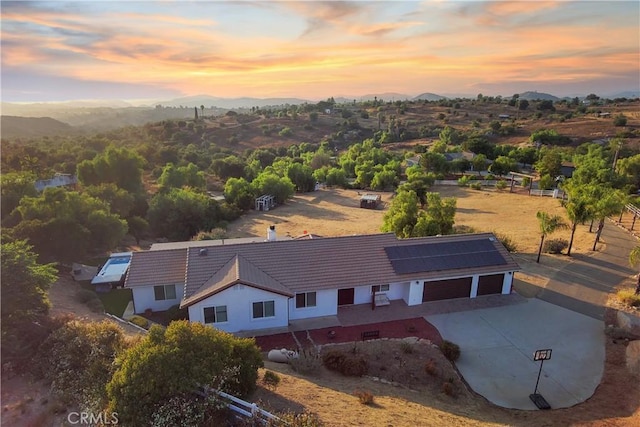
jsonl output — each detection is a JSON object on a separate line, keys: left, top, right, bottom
{"left": 267, "top": 225, "right": 276, "bottom": 242}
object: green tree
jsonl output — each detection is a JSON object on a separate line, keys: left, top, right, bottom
{"left": 1, "top": 240, "right": 57, "bottom": 362}
{"left": 563, "top": 187, "right": 593, "bottom": 256}
{"left": 107, "top": 321, "right": 263, "bottom": 426}
{"left": 381, "top": 189, "right": 420, "bottom": 238}
{"left": 629, "top": 246, "right": 640, "bottom": 294}
{"left": 127, "top": 215, "right": 149, "bottom": 245}
{"left": 85, "top": 183, "right": 135, "bottom": 218}
{"left": 287, "top": 163, "right": 316, "bottom": 192}
{"left": 224, "top": 177, "right": 255, "bottom": 211}
{"left": 371, "top": 169, "right": 398, "bottom": 191}
{"left": 420, "top": 152, "right": 448, "bottom": 174}
{"left": 148, "top": 188, "right": 218, "bottom": 240}
{"left": 613, "top": 114, "right": 627, "bottom": 127}
{"left": 211, "top": 156, "right": 247, "bottom": 180}
{"left": 471, "top": 154, "right": 488, "bottom": 174}
{"left": 158, "top": 163, "right": 206, "bottom": 191}
{"left": 535, "top": 211, "right": 568, "bottom": 263}
{"left": 535, "top": 148, "right": 563, "bottom": 178}
{"left": 77, "top": 145, "right": 145, "bottom": 193}
{"left": 413, "top": 193, "right": 457, "bottom": 236}
{"left": 489, "top": 156, "right": 518, "bottom": 176}
{"left": 518, "top": 99, "right": 529, "bottom": 110}
{"left": 11, "top": 188, "right": 127, "bottom": 260}
{"left": 0, "top": 172, "right": 37, "bottom": 219}
{"left": 251, "top": 171, "right": 294, "bottom": 204}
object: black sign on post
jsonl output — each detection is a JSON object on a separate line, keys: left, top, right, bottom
{"left": 530, "top": 348, "right": 552, "bottom": 410}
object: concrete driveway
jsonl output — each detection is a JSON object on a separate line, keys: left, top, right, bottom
{"left": 426, "top": 298, "right": 605, "bottom": 410}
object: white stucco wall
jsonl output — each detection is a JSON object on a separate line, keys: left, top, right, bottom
{"left": 131, "top": 285, "right": 181, "bottom": 313}
{"left": 405, "top": 280, "right": 423, "bottom": 306}
{"left": 187, "top": 284, "right": 289, "bottom": 333}
{"left": 288, "top": 289, "right": 337, "bottom": 320}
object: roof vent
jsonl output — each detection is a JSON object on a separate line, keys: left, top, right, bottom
{"left": 489, "top": 237, "right": 496, "bottom": 242}
{"left": 199, "top": 248, "right": 208, "bottom": 256}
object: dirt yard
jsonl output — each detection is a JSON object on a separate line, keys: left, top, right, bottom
{"left": 227, "top": 185, "right": 595, "bottom": 256}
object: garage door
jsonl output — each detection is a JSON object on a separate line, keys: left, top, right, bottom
{"left": 477, "top": 274, "right": 504, "bottom": 296}
{"left": 422, "top": 277, "right": 472, "bottom": 302}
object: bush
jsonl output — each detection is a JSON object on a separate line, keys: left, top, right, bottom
{"left": 439, "top": 340, "right": 461, "bottom": 362}
{"left": 321, "top": 349, "right": 368, "bottom": 377}
{"left": 616, "top": 289, "right": 640, "bottom": 307}
{"left": 353, "top": 390, "right": 375, "bottom": 405}
{"left": 424, "top": 359, "right": 438, "bottom": 376}
{"left": 400, "top": 341, "right": 414, "bottom": 354}
{"left": 470, "top": 182, "right": 482, "bottom": 190}
{"left": 441, "top": 378, "right": 457, "bottom": 397}
{"left": 129, "top": 315, "right": 149, "bottom": 329}
{"left": 38, "top": 320, "right": 125, "bottom": 412}
{"left": 165, "top": 304, "right": 189, "bottom": 322}
{"left": 495, "top": 233, "right": 517, "bottom": 253}
{"left": 107, "top": 321, "right": 263, "bottom": 426}
{"left": 86, "top": 298, "right": 104, "bottom": 313}
{"left": 614, "top": 114, "right": 627, "bottom": 127}
{"left": 76, "top": 288, "right": 97, "bottom": 303}
{"left": 495, "top": 180, "right": 507, "bottom": 190}
{"left": 262, "top": 370, "right": 281, "bottom": 391}
{"left": 289, "top": 347, "right": 322, "bottom": 376}
{"left": 544, "top": 238, "right": 568, "bottom": 254}
{"left": 457, "top": 175, "right": 471, "bottom": 187}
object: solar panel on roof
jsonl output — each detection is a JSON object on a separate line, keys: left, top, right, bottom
{"left": 384, "top": 239, "right": 507, "bottom": 274}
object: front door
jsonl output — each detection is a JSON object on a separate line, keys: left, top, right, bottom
{"left": 337, "top": 288, "right": 355, "bottom": 306}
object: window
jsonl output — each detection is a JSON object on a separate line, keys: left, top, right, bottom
{"left": 372, "top": 284, "right": 389, "bottom": 293}
{"left": 295, "top": 292, "right": 317, "bottom": 309}
{"left": 204, "top": 306, "right": 228, "bottom": 324}
{"left": 154, "top": 284, "right": 177, "bottom": 301}
{"left": 252, "top": 300, "right": 275, "bottom": 319}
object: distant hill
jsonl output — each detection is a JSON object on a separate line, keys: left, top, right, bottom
{"left": 160, "top": 95, "right": 311, "bottom": 109}
{"left": 605, "top": 91, "right": 640, "bottom": 99}
{"left": 357, "top": 93, "right": 412, "bottom": 102}
{"left": 413, "top": 92, "right": 448, "bottom": 101}
{"left": 518, "top": 91, "right": 560, "bottom": 101}
{"left": 1, "top": 116, "right": 76, "bottom": 138}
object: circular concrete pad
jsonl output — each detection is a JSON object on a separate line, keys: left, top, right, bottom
{"left": 426, "top": 298, "right": 605, "bottom": 410}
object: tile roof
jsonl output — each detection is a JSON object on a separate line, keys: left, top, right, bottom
{"left": 126, "top": 232, "right": 520, "bottom": 308}
{"left": 181, "top": 254, "right": 293, "bottom": 307}
{"left": 125, "top": 248, "right": 187, "bottom": 288}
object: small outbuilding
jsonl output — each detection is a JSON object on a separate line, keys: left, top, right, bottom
{"left": 360, "top": 194, "right": 381, "bottom": 209}
{"left": 255, "top": 194, "right": 276, "bottom": 211}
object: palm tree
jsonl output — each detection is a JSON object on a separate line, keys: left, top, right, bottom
{"left": 536, "top": 211, "right": 568, "bottom": 263}
{"left": 629, "top": 246, "right": 640, "bottom": 295}
{"left": 564, "top": 195, "right": 592, "bottom": 256}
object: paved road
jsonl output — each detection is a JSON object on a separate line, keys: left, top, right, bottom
{"left": 529, "top": 221, "right": 636, "bottom": 320}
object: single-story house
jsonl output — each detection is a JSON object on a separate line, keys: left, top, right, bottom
{"left": 124, "top": 232, "right": 519, "bottom": 334}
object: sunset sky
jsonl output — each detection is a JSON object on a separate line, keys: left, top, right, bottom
{"left": 1, "top": 1, "right": 639, "bottom": 103}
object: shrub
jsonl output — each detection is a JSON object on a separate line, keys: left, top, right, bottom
{"left": 353, "top": 390, "right": 375, "bottom": 405}
{"left": 86, "top": 298, "right": 104, "bottom": 313}
{"left": 76, "top": 288, "right": 97, "bottom": 303}
{"left": 279, "top": 127, "right": 293, "bottom": 137}
{"left": 321, "top": 349, "right": 368, "bottom": 377}
{"left": 544, "top": 238, "right": 568, "bottom": 254}
{"left": 441, "top": 378, "right": 457, "bottom": 397}
{"left": 150, "top": 393, "right": 227, "bottom": 427}
{"left": 107, "top": 321, "right": 263, "bottom": 426}
{"left": 400, "top": 342, "right": 414, "bottom": 354}
{"left": 165, "top": 304, "right": 189, "bottom": 322}
{"left": 38, "top": 320, "right": 125, "bottom": 412}
{"left": 616, "top": 289, "right": 640, "bottom": 307}
{"left": 289, "top": 347, "right": 322, "bottom": 376}
{"left": 470, "top": 182, "right": 482, "bottom": 190}
{"left": 495, "top": 233, "right": 517, "bottom": 253}
{"left": 439, "top": 340, "right": 461, "bottom": 362}
{"left": 495, "top": 180, "right": 507, "bottom": 190}
{"left": 262, "top": 370, "right": 281, "bottom": 391}
{"left": 129, "top": 315, "right": 149, "bottom": 329}
{"left": 457, "top": 175, "right": 471, "bottom": 187}
{"left": 424, "top": 359, "right": 438, "bottom": 376}
{"left": 614, "top": 114, "right": 627, "bottom": 127}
